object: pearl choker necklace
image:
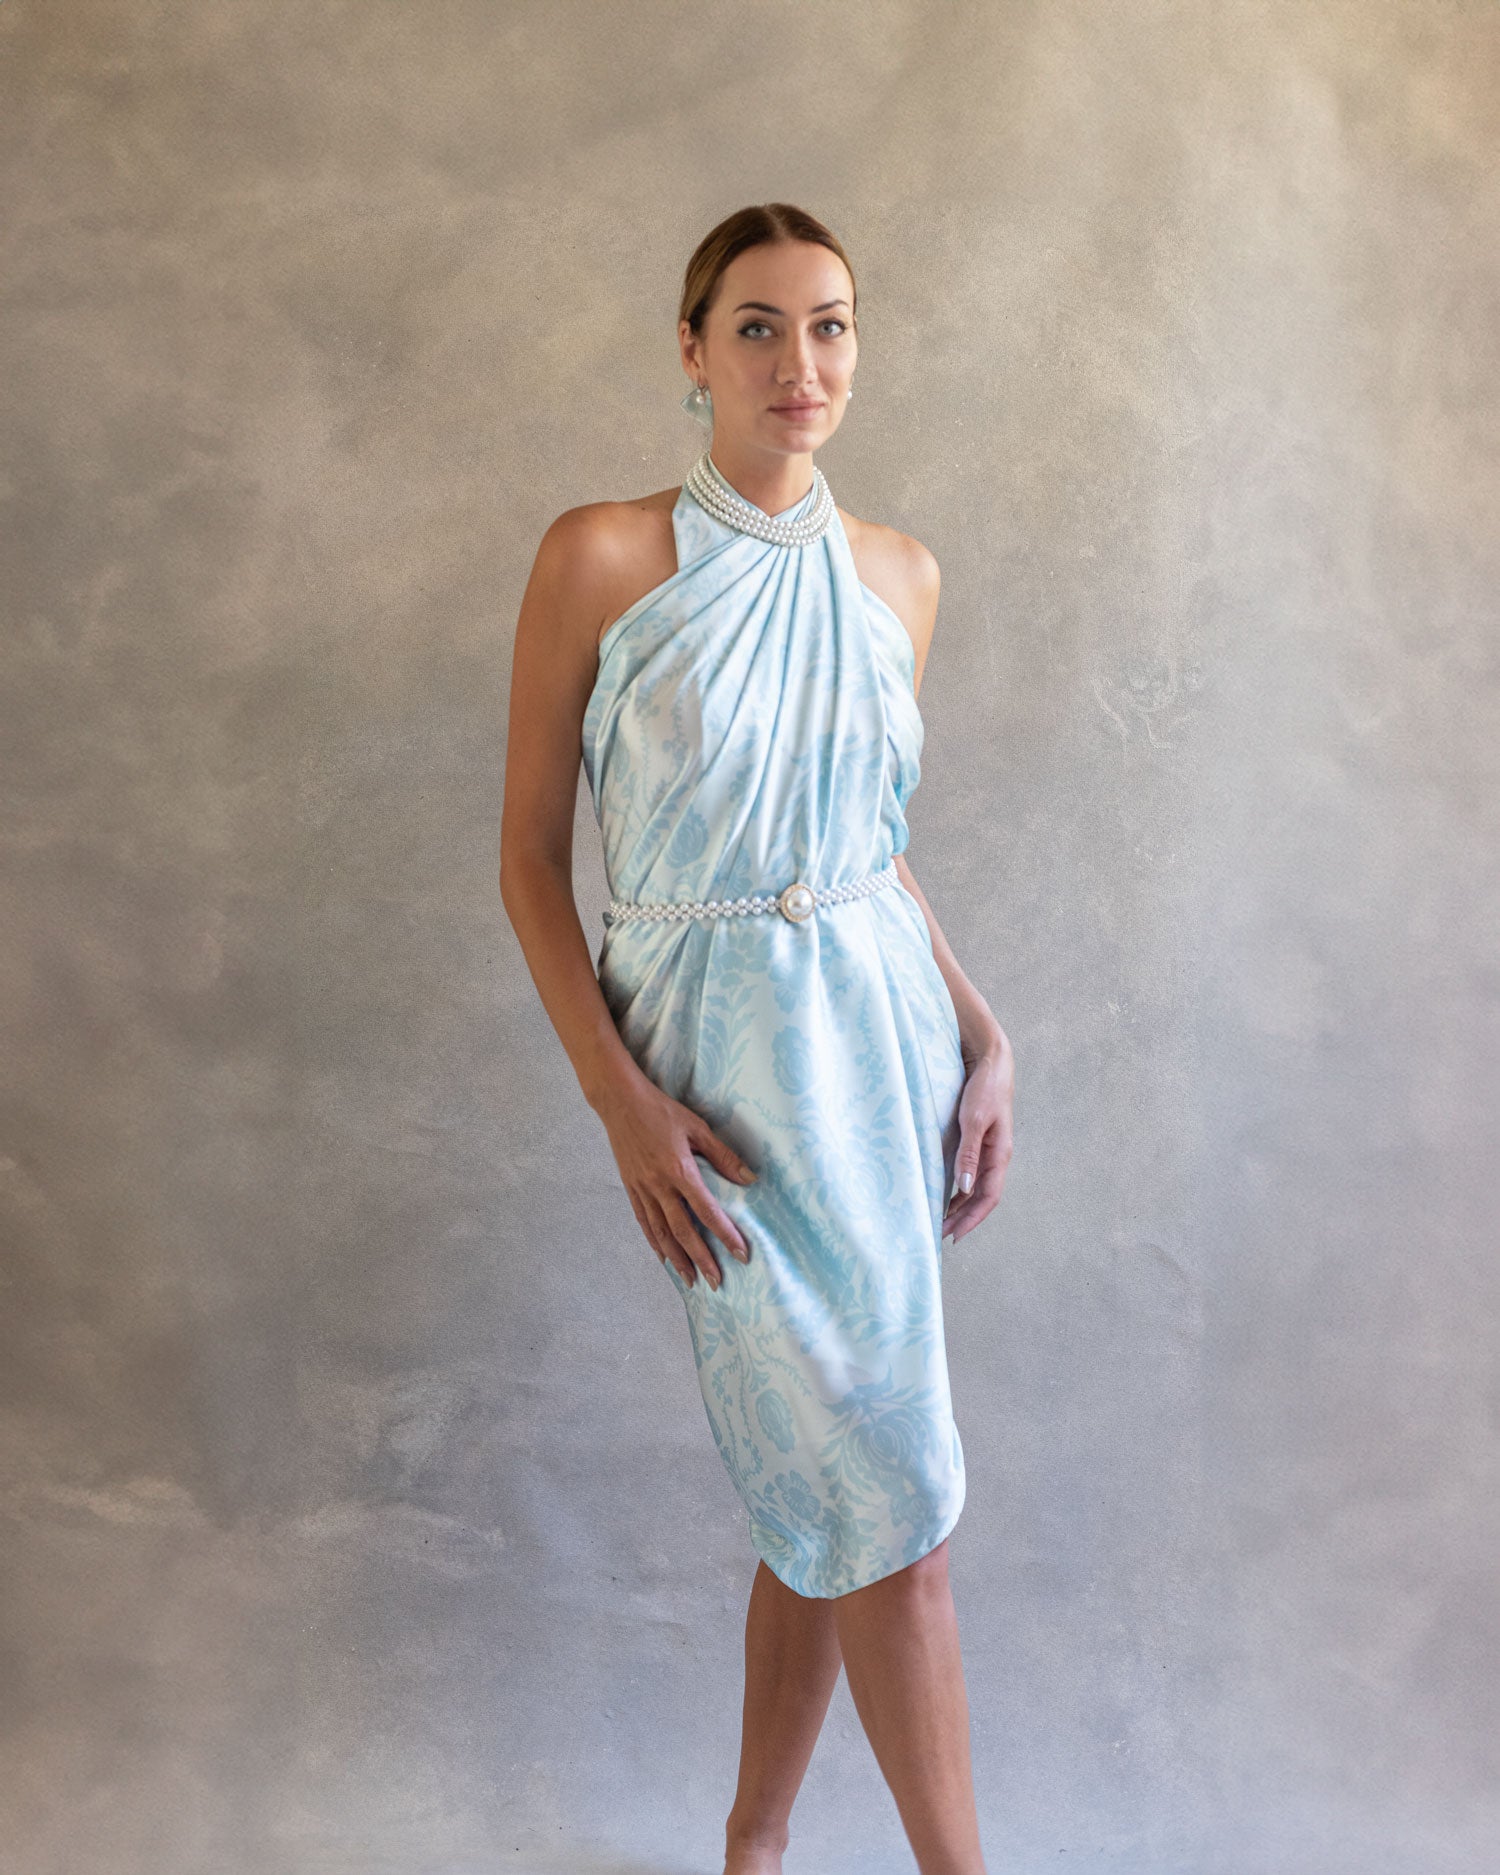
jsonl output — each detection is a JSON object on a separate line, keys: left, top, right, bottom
{"left": 684, "top": 450, "right": 835, "bottom": 546}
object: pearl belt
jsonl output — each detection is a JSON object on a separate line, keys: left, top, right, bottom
{"left": 605, "top": 861, "right": 898, "bottom": 928}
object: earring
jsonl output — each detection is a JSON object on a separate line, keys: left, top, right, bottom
{"left": 681, "top": 380, "right": 713, "bottom": 428}
{"left": 847, "top": 377, "right": 854, "bottom": 399}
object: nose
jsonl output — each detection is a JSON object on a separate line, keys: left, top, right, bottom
{"left": 777, "top": 335, "right": 818, "bottom": 387}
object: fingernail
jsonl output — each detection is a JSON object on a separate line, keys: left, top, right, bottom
{"left": 958, "top": 1169, "right": 973, "bottom": 1192}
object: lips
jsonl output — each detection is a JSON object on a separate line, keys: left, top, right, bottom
{"left": 770, "top": 402, "right": 824, "bottom": 415}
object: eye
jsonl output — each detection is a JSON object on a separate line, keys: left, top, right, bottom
{"left": 736, "top": 319, "right": 851, "bottom": 339}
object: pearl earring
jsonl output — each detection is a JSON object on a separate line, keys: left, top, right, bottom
{"left": 682, "top": 380, "right": 713, "bottom": 428}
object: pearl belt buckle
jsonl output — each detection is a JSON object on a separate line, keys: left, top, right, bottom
{"left": 604, "top": 861, "right": 897, "bottom": 929}
{"left": 776, "top": 880, "right": 816, "bottom": 922}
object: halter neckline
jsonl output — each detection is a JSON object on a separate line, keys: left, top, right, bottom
{"left": 684, "top": 450, "right": 836, "bottom": 546}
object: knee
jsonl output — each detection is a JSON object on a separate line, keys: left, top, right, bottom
{"left": 887, "top": 1536, "right": 951, "bottom": 1597}
{"left": 838, "top": 1537, "right": 952, "bottom": 1606}
{"left": 908, "top": 1536, "right": 951, "bottom": 1583}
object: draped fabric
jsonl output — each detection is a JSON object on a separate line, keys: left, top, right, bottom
{"left": 581, "top": 473, "right": 969, "bottom": 1597}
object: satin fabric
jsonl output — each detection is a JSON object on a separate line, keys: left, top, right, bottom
{"left": 581, "top": 471, "right": 969, "bottom": 1597}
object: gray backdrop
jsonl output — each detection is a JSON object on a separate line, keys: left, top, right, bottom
{"left": 2, "top": 2, "right": 1496, "bottom": 1872}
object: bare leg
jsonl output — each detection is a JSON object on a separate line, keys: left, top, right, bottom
{"left": 832, "top": 1537, "right": 986, "bottom": 1875}
{"left": 723, "top": 1559, "right": 844, "bottom": 1874}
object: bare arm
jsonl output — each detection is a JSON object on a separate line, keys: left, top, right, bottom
{"left": 498, "top": 507, "right": 643, "bottom": 1111}
{"left": 891, "top": 539, "right": 1015, "bottom": 1240}
{"left": 498, "top": 507, "right": 757, "bottom": 1289}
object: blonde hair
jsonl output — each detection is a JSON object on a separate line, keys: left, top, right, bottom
{"left": 678, "top": 203, "right": 857, "bottom": 334}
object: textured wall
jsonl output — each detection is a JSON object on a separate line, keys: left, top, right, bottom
{"left": 2, "top": 2, "right": 1496, "bottom": 1871}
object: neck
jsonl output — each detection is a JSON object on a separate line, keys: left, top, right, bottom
{"left": 705, "top": 443, "right": 816, "bottom": 517}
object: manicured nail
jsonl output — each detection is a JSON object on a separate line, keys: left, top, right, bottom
{"left": 958, "top": 1169, "right": 973, "bottom": 1192}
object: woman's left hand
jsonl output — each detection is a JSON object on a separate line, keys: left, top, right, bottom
{"left": 943, "top": 1034, "right": 1014, "bottom": 1244}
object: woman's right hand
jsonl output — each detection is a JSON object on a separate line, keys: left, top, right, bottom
{"left": 595, "top": 1075, "right": 759, "bottom": 1289}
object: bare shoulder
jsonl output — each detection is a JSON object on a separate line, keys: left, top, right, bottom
{"left": 534, "top": 487, "right": 682, "bottom": 647}
{"left": 838, "top": 507, "right": 942, "bottom": 684}
{"left": 537, "top": 486, "right": 680, "bottom": 598}
{"left": 506, "top": 491, "right": 679, "bottom": 882}
{"left": 840, "top": 508, "right": 940, "bottom": 611}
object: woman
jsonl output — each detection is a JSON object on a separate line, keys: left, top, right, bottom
{"left": 501, "top": 203, "right": 1014, "bottom": 1875}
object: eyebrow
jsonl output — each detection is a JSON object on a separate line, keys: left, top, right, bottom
{"left": 732, "top": 300, "right": 851, "bottom": 315}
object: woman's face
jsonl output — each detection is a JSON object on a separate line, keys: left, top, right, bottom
{"left": 681, "top": 241, "right": 857, "bottom": 456}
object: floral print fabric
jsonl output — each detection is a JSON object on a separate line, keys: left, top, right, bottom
{"left": 581, "top": 474, "right": 969, "bottom": 1597}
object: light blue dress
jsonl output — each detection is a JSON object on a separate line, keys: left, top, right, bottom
{"left": 581, "top": 471, "right": 969, "bottom": 1598}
